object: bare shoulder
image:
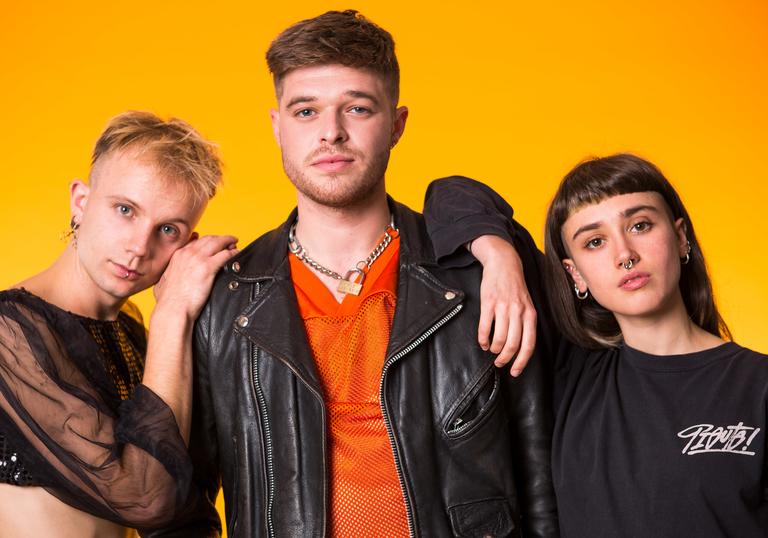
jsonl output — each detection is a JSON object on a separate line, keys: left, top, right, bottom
{"left": 120, "top": 300, "right": 144, "bottom": 326}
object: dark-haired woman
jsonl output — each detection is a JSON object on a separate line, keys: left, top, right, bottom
{"left": 426, "top": 155, "right": 768, "bottom": 537}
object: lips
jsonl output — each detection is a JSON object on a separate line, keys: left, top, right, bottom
{"left": 110, "top": 261, "right": 143, "bottom": 281}
{"left": 310, "top": 154, "right": 354, "bottom": 172}
{"left": 619, "top": 271, "right": 650, "bottom": 290}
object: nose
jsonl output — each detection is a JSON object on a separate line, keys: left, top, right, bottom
{"left": 614, "top": 235, "right": 640, "bottom": 270}
{"left": 126, "top": 225, "right": 153, "bottom": 260}
{"left": 319, "top": 111, "right": 348, "bottom": 146}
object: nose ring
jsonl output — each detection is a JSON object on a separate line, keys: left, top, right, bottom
{"left": 622, "top": 258, "right": 634, "bottom": 270}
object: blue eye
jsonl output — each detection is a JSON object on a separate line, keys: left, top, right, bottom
{"left": 117, "top": 204, "right": 132, "bottom": 216}
{"left": 349, "top": 106, "right": 370, "bottom": 114}
{"left": 160, "top": 224, "right": 179, "bottom": 237}
{"left": 296, "top": 108, "right": 315, "bottom": 118}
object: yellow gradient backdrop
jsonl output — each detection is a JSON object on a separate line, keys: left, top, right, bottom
{"left": 2, "top": 1, "right": 767, "bottom": 532}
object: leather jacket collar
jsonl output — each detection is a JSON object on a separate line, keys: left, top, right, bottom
{"left": 221, "top": 198, "right": 465, "bottom": 397}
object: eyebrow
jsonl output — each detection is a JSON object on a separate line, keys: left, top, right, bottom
{"left": 107, "top": 195, "right": 143, "bottom": 212}
{"left": 284, "top": 90, "right": 380, "bottom": 110}
{"left": 285, "top": 95, "right": 317, "bottom": 109}
{"left": 346, "top": 90, "right": 380, "bottom": 105}
{"left": 571, "top": 204, "right": 661, "bottom": 241}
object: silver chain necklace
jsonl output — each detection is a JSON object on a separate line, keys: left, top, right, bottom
{"left": 288, "top": 216, "right": 398, "bottom": 296}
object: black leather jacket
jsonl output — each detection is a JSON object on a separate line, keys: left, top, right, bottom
{"left": 145, "top": 199, "right": 557, "bottom": 538}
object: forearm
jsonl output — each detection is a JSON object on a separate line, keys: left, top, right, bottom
{"left": 141, "top": 310, "right": 222, "bottom": 537}
{"left": 142, "top": 305, "right": 195, "bottom": 444}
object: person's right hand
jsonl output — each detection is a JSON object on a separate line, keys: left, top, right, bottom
{"left": 470, "top": 235, "right": 537, "bottom": 377}
{"left": 153, "top": 234, "right": 239, "bottom": 320}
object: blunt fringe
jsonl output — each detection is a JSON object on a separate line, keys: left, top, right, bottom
{"left": 266, "top": 10, "right": 400, "bottom": 104}
{"left": 91, "top": 111, "right": 222, "bottom": 205}
{"left": 544, "top": 153, "right": 731, "bottom": 349}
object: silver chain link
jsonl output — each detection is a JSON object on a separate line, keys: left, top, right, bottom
{"left": 288, "top": 216, "right": 398, "bottom": 281}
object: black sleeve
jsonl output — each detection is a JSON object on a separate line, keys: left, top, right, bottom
{"left": 0, "top": 294, "right": 194, "bottom": 529}
{"left": 425, "top": 176, "right": 561, "bottom": 534}
{"left": 423, "top": 176, "right": 517, "bottom": 267}
{"left": 140, "top": 301, "right": 223, "bottom": 538}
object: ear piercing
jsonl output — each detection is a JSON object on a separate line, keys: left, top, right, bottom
{"left": 574, "top": 284, "right": 589, "bottom": 300}
{"left": 61, "top": 217, "right": 80, "bottom": 247}
{"left": 681, "top": 240, "right": 691, "bottom": 265}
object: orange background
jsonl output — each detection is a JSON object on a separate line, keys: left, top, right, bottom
{"left": 2, "top": 1, "right": 767, "bottom": 531}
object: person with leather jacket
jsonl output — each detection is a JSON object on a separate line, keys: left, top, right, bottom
{"left": 145, "top": 10, "right": 558, "bottom": 538}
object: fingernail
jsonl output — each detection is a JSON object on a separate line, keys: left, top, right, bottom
{"left": 510, "top": 369, "right": 521, "bottom": 377}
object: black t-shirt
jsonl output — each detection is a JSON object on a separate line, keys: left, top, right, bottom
{"left": 554, "top": 341, "right": 768, "bottom": 537}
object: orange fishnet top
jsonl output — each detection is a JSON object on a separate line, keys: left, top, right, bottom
{"left": 289, "top": 233, "right": 410, "bottom": 538}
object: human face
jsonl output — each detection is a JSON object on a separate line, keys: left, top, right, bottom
{"left": 270, "top": 64, "right": 408, "bottom": 209}
{"left": 70, "top": 150, "right": 206, "bottom": 303}
{"left": 561, "top": 192, "right": 689, "bottom": 323}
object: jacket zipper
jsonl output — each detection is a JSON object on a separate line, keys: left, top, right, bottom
{"left": 247, "top": 277, "right": 278, "bottom": 538}
{"left": 379, "top": 303, "right": 463, "bottom": 538}
{"left": 247, "top": 283, "right": 328, "bottom": 537}
{"left": 251, "top": 344, "right": 276, "bottom": 538}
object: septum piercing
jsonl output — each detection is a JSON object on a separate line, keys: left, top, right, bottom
{"left": 622, "top": 259, "right": 634, "bottom": 270}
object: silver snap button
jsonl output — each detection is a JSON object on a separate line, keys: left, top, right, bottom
{"left": 236, "top": 315, "right": 249, "bottom": 328}
{"left": 228, "top": 281, "right": 239, "bottom": 290}
{"left": 444, "top": 291, "right": 456, "bottom": 300}
{"left": 232, "top": 261, "right": 241, "bottom": 273}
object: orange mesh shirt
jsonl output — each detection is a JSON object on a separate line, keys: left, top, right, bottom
{"left": 289, "top": 234, "right": 410, "bottom": 537}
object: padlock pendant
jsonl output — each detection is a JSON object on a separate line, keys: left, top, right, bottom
{"left": 337, "top": 268, "right": 365, "bottom": 296}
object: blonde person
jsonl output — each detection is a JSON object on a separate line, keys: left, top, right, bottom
{"left": 0, "top": 111, "right": 238, "bottom": 537}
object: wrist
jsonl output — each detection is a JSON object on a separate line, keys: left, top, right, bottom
{"left": 470, "top": 234, "right": 517, "bottom": 265}
{"left": 149, "top": 302, "right": 195, "bottom": 331}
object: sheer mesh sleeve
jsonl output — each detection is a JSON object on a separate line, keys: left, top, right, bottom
{"left": 0, "top": 291, "right": 193, "bottom": 528}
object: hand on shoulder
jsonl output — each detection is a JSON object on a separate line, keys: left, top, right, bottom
{"left": 153, "top": 234, "right": 239, "bottom": 321}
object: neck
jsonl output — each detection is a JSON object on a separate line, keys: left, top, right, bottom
{"left": 616, "top": 292, "right": 723, "bottom": 355}
{"left": 16, "top": 245, "right": 125, "bottom": 320}
{"left": 294, "top": 190, "right": 391, "bottom": 274}
{"left": 292, "top": 188, "right": 392, "bottom": 303}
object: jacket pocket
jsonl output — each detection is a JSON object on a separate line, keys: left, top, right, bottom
{"left": 448, "top": 497, "right": 515, "bottom": 538}
{"left": 444, "top": 366, "right": 500, "bottom": 439}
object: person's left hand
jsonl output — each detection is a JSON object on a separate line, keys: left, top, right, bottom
{"left": 470, "top": 235, "right": 537, "bottom": 377}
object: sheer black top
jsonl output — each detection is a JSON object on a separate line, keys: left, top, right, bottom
{"left": 0, "top": 289, "right": 194, "bottom": 528}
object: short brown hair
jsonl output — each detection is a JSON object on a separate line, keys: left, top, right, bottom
{"left": 266, "top": 10, "right": 400, "bottom": 104}
{"left": 91, "top": 111, "right": 222, "bottom": 203}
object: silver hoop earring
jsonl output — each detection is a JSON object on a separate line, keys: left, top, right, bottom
{"left": 574, "top": 284, "right": 589, "bottom": 300}
{"left": 681, "top": 241, "right": 691, "bottom": 265}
